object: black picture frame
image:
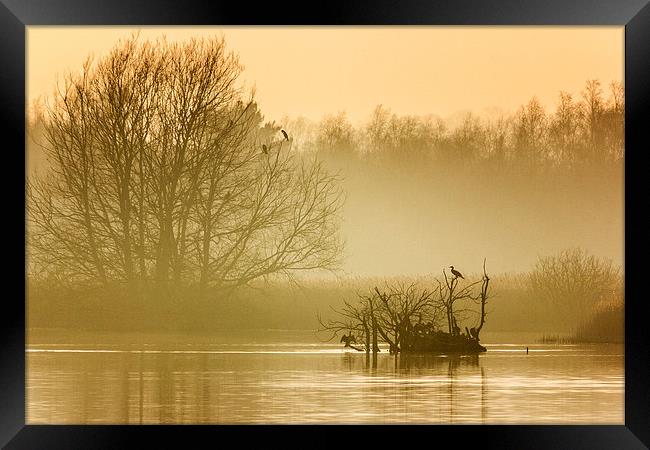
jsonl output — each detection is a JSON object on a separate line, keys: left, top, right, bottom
{"left": 2, "top": 1, "right": 648, "bottom": 448}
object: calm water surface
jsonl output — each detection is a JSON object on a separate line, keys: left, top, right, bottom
{"left": 27, "top": 329, "right": 623, "bottom": 424}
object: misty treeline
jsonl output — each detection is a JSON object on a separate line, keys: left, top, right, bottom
{"left": 318, "top": 262, "right": 490, "bottom": 354}
{"left": 283, "top": 78, "right": 623, "bottom": 171}
{"left": 28, "top": 245, "right": 622, "bottom": 342}
{"left": 27, "top": 36, "right": 344, "bottom": 301}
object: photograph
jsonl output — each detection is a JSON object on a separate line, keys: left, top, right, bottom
{"left": 25, "top": 26, "right": 625, "bottom": 425}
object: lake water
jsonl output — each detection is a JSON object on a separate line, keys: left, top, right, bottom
{"left": 27, "top": 329, "right": 624, "bottom": 424}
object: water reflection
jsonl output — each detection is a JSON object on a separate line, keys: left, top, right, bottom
{"left": 27, "top": 334, "right": 624, "bottom": 424}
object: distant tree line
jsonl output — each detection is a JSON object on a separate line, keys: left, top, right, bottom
{"left": 27, "top": 245, "right": 622, "bottom": 340}
{"left": 284, "top": 79, "right": 623, "bottom": 171}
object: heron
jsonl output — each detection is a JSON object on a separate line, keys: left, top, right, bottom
{"left": 281, "top": 129, "right": 289, "bottom": 141}
{"left": 449, "top": 265, "right": 464, "bottom": 279}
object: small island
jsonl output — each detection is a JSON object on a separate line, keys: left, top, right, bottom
{"left": 320, "top": 260, "right": 491, "bottom": 358}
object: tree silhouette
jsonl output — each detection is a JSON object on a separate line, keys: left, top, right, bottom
{"left": 27, "top": 36, "right": 344, "bottom": 299}
{"left": 529, "top": 248, "right": 621, "bottom": 328}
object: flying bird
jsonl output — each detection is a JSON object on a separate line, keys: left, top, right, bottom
{"left": 262, "top": 144, "right": 268, "bottom": 154}
{"left": 281, "top": 129, "right": 289, "bottom": 141}
{"left": 449, "top": 266, "right": 465, "bottom": 279}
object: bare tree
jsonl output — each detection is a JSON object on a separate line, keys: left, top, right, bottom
{"left": 513, "top": 96, "right": 548, "bottom": 166}
{"left": 372, "top": 283, "right": 436, "bottom": 353}
{"left": 602, "top": 81, "right": 625, "bottom": 162}
{"left": 27, "top": 36, "right": 344, "bottom": 301}
{"left": 315, "top": 112, "right": 356, "bottom": 161}
{"left": 449, "top": 113, "right": 485, "bottom": 163}
{"left": 483, "top": 116, "right": 511, "bottom": 164}
{"left": 438, "top": 269, "right": 482, "bottom": 335}
{"left": 319, "top": 262, "right": 492, "bottom": 356}
{"left": 365, "top": 105, "right": 391, "bottom": 154}
{"left": 321, "top": 280, "right": 464, "bottom": 354}
{"left": 317, "top": 296, "right": 368, "bottom": 352}
{"left": 549, "top": 91, "right": 583, "bottom": 165}
{"left": 471, "top": 258, "right": 491, "bottom": 341}
{"left": 581, "top": 79, "right": 605, "bottom": 158}
{"left": 529, "top": 248, "right": 621, "bottom": 329}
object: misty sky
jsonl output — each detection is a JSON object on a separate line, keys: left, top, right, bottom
{"left": 27, "top": 27, "right": 624, "bottom": 277}
{"left": 28, "top": 27, "right": 623, "bottom": 124}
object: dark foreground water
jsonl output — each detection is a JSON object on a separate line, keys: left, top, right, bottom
{"left": 27, "top": 329, "right": 623, "bottom": 424}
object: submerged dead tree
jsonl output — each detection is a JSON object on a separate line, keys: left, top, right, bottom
{"left": 319, "top": 282, "right": 436, "bottom": 354}
{"left": 317, "top": 297, "right": 368, "bottom": 352}
{"left": 440, "top": 269, "right": 482, "bottom": 336}
{"left": 372, "top": 283, "right": 436, "bottom": 354}
{"left": 472, "top": 258, "right": 491, "bottom": 342}
{"left": 319, "top": 262, "right": 492, "bottom": 355}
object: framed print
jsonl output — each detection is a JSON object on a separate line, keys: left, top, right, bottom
{"left": 2, "top": 0, "right": 649, "bottom": 448}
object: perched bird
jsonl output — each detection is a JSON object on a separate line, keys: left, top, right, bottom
{"left": 340, "top": 333, "right": 357, "bottom": 347}
{"left": 262, "top": 144, "right": 268, "bottom": 154}
{"left": 449, "top": 265, "right": 464, "bottom": 279}
{"left": 281, "top": 129, "right": 289, "bottom": 141}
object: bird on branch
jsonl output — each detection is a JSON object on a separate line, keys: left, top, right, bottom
{"left": 281, "top": 129, "right": 289, "bottom": 141}
{"left": 262, "top": 144, "right": 268, "bottom": 155}
{"left": 449, "top": 265, "right": 465, "bottom": 279}
{"left": 340, "top": 333, "right": 357, "bottom": 347}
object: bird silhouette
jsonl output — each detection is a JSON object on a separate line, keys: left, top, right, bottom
{"left": 449, "top": 266, "right": 464, "bottom": 279}
{"left": 281, "top": 129, "right": 289, "bottom": 141}
{"left": 262, "top": 144, "right": 268, "bottom": 154}
{"left": 340, "top": 333, "right": 357, "bottom": 347}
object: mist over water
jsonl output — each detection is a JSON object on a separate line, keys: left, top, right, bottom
{"left": 336, "top": 161, "right": 623, "bottom": 277}
{"left": 27, "top": 329, "right": 623, "bottom": 424}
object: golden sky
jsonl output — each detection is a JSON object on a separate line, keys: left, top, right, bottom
{"left": 27, "top": 26, "right": 623, "bottom": 123}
